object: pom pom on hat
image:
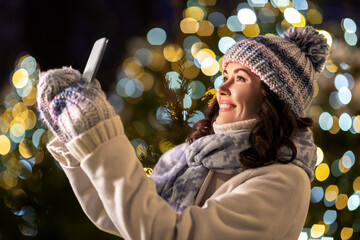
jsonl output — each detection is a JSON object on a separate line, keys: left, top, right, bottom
{"left": 282, "top": 26, "right": 329, "bottom": 72}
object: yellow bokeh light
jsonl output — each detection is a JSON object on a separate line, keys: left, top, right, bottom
{"left": 325, "top": 185, "right": 339, "bottom": 202}
{"left": 201, "top": 58, "right": 220, "bottom": 76}
{"left": 311, "top": 224, "right": 325, "bottom": 238}
{"left": 163, "top": 44, "right": 184, "bottom": 62}
{"left": 12, "top": 68, "right": 29, "bottom": 88}
{"left": 353, "top": 176, "right": 360, "bottom": 192}
{"left": 184, "top": 6, "right": 205, "bottom": 21}
{"left": 339, "top": 157, "right": 351, "bottom": 173}
{"left": 12, "top": 102, "right": 27, "bottom": 118}
{"left": 10, "top": 123, "right": 25, "bottom": 137}
{"left": 242, "top": 24, "right": 260, "bottom": 37}
{"left": 24, "top": 110, "right": 37, "bottom": 130}
{"left": 0, "top": 116, "right": 10, "bottom": 134}
{"left": 313, "top": 82, "right": 319, "bottom": 98}
{"left": 195, "top": 51, "right": 212, "bottom": 65}
{"left": 291, "top": 13, "right": 306, "bottom": 27}
{"left": 316, "top": 147, "right": 324, "bottom": 165}
{"left": 180, "top": 17, "right": 199, "bottom": 34}
{"left": 148, "top": 51, "right": 166, "bottom": 71}
{"left": 217, "top": 24, "right": 233, "bottom": 38}
{"left": 315, "top": 163, "right": 330, "bottom": 182}
{"left": 307, "top": 9, "right": 323, "bottom": 25}
{"left": 340, "top": 227, "right": 353, "bottom": 240}
{"left": 1, "top": 169, "right": 19, "bottom": 190}
{"left": 191, "top": 42, "right": 209, "bottom": 57}
{"left": 197, "top": 20, "right": 214, "bottom": 36}
{"left": 183, "top": 61, "right": 200, "bottom": 79}
{"left": 139, "top": 71, "right": 155, "bottom": 91}
{"left": 325, "top": 60, "right": 338, "bottom": 73}
{"left": 22, "top": 86, "right": 37, "bottom": 106}
{"left": 335, "top": 194, "right": 348, "bottom": 210}
{"left": 329, "top": 116, "right": 340, "bottom": 134}
{"left": 11, "top": 117, "right": 26, "bottom": 130}
{"left": 122, "top": 57, "right": 143, "bottom": 78}
{"left": 353, "top": 115, "right": 360, "bottom": 133}
{"left": 0, "top": 135, "right": 11, "bottom": 155}
{"left": 19, "top": 139, "right": 33, "bottom": 158}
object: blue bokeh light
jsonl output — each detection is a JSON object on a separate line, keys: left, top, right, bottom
{"left": 147, "top": 28, "right": 167, "bottom": 45}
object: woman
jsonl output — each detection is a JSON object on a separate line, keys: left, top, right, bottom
{"left": 37, "top": 26, "right": 329, "bottom": 239}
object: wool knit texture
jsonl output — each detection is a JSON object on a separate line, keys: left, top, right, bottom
{"left": 221, "top": 26, "right": 329, "bottom": 117}
{"left": 37, "top": 67, "right": 116, "bottom": 142}
{"left": 150, "top": 128, "right": 317, "bottom": 213}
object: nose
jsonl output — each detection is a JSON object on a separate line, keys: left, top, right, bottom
{"left": 217, "top": 78, "right": 231, "bottom": 96}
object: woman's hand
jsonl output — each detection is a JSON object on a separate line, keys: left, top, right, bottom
{"left": 36, "top": 66, "right": 116, "bottom": 142}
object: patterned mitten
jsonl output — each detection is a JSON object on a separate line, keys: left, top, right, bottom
{"left": 36, "top": 66, "right": 116, "bottom": 142}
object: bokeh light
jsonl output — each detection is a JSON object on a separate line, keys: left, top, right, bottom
{"left": 293, "top": 0, "right": 308, "bottom": 10}
{"left": 208, "top": 12, "right": 226, "bottom": 27}
{"left": 315, "top": 163, "right": 330, "bottom": 182}
{"left": 163, "top": 44, "right": 184, "bottom": 62}
{"left": 336, "top": 194, "right": 348, "bottom": 210}
{"left": 197, "top": 20, "right": 214, "bottom": 36}
{"left": 218, "top": 36, "right": 236, "bottom": 54}
{"left": 237, "top": 8, "right": 257, "bottom": 25}
{"left": 0, "top": 135, "right": 11, "bottom": 155}
{"left": 185, "top": 6, "right": 205, "bottom": 21}
{"left": 344, "top": 31, "right": 358, "bottom": 46}
{"left": 339, "top": 113, "right": 351, "bottom": 131}
{"left": 340, "top": 227, "right": 353, "bottom": 240}
{"left": 323, "top": 210, "right": 337, "bottom": 224}
{"left": 258, "top": 8, "right": 276, "bottom": 23}
{"left": 147, "top": 28, "right": 167, "bottom": 45}
{"left": 189, "top": 80, "right": 206, "bottom": 99}
{"left": 180, "top": 17, "right": 200, "bottom": 34}
{"left": 311, "top": 186, "right": 324, "bottom": 203}
{"left": 116, "top": 78, "right": 144, "bottom": 98}
{"left": 20, "top": 56, "right": 37, "bottom": 75}
{"left": 12, "top": 69, "right": 29, "bottom": 89}
{"left": 347, "top": 194, "right": 360, "bottom": 211}
{"left": 311, "top": 224, "right": 325, "bottom": 238}
{"left": 342, "top": 18, "right": 357, "bottom": 33}
{"left": 319, "top": 112, "right": 333, "bottom": 131}
{"left": 227, "top": 16, "right": 244, "bottom": 32}
{"left": 316, "top": 147, "right": 324, "bottom": 165}
{"left": 284, "top": 8, "right": 301, "bottom": 24}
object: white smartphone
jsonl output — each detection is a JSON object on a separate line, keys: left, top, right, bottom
{"left": 82, "top": 37, "right": 109, "bottom": 82}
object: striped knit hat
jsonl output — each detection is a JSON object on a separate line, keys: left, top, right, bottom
{"left": 221, "top": 26, "right": 329, "bottom": 117}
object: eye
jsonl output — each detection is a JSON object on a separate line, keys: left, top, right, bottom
{"left": 236, "top": 76, "right": 245, "bottom": 82}
{"left": 222, "top": 76, "right": 228, "bottom": 82}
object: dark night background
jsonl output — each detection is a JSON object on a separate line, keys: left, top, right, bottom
{"left": 1, "top": 0, "right": 359, "bottom": 93}
{"left": 1, "top": 0, "right": 360, "bottom": 239}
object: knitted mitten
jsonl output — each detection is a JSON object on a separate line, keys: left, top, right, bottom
{"left": 36, "top": 66, "right": 116, "bottom": 142}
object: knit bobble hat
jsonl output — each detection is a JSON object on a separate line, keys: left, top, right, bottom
{"left": 221, "top": 26, "right": 329, "bottom": 117}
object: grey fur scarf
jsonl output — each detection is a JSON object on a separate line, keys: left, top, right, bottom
{"left": 150, "top": 129, "right": 317, "bottom": 213}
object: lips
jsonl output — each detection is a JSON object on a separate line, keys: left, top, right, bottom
{"left": 218, "top": 100, "right": 236, "bottom": 112}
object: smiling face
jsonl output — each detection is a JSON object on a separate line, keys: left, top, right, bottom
{"left": 215, "top": 62, "right": 263, "bottom": 125}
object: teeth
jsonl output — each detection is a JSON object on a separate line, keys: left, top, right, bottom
{"left": 220, "top": 104, "right": 234, "bottom": 108}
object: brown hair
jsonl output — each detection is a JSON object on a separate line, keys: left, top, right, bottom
{"left": 188, "top": 82, "right": 313, "bottom": 169}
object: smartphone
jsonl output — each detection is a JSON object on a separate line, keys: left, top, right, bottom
{"left": 82, "top": 37, "right": 109, "bottom": 82}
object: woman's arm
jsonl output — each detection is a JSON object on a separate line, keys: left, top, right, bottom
{"left": 67, "top": 115, "right": 310, "bottom": 240}
{"left": 47, "top": 138, "right": 121, "bottom": 237}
